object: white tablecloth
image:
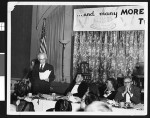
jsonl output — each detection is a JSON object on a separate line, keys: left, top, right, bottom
{"left": 25, "top": 97, "right": 145, "bottom": 114}
{"left": 25, "top": 97, "right": 81, "bottom": 112}
{"left": 111, "top": 107, "right": 144, "bottom": 115}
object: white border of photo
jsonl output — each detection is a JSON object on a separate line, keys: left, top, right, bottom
{"left": 0, "top": 76, "right": 5, "bottom": 101}
{"left": 7, "top": 1, "right": 148, "bottom": 116}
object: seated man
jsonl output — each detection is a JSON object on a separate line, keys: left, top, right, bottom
{"left": 64, "top": 73, "right": 88, "bottom": 98}
{"left": 114, "top": 76, "right": 141, "bottom": 104}
{"left": 31, "top": 53, "right": 55, "bottom": 94}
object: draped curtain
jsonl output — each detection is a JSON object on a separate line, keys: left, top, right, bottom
{"left": 45, "top": 6, "right": 65, "bottom": 82}
{"left": 73, "top": 30, "right": 144, "bottom": 82}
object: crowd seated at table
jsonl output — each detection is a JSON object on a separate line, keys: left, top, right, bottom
{"left": 10, "top": 71, "right": 144, "bottom": 112}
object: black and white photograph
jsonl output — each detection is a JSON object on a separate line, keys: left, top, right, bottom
{"left": 7, "top": 2, "right": 148, "bottom": 116}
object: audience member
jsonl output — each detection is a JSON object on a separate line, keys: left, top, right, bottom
{"left": 97, "top": 78, "right": 107, "bottom": 99}
{"left": 26, "top": 59, "right": 39, "bottom": 84}
{"left": 14, "top": 80, "right": 31, "bottom": 98}
{"left": 84, "top": 92, "right": 99, "bottom": 105}
{"left": 55, "top": 99, "right": 72, "bottom": 111}
{"left": 11, "top": 81, "right": 34, "bottom": 111}
{"left": 27, "top": 59, "right": 39, "bottom": 93}
{"left": 102, "top": 78, "right": 117, "bottom": 100}
{"left": 80, "top": 92, "right": 99, "bottom": 110}
{"left": 31, "top": 53, "right": 55, "bottom": 94}
{"left": 88, "top": 83, "right": 101, "bottom": 98}
{"left": 64, "top": 73, "right": 88, "bottom": 98}
{"left": 85, "top": 101, "right": 112, "bottom": 112}
{"left": 114, "top": 76, "right": 141, "bottom": 104}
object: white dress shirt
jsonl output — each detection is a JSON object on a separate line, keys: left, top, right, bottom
{"left": 71, "top": 84, "right": 79, "bottom": 94}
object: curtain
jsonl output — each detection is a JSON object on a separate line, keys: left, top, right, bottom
{"left": 73, "top": 30, "right": 144, "bottom": 82}
{"left": 45, "top": 6, "right": 65, "bottom": 82}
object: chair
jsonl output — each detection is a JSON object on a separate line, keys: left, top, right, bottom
{"left": 132, "top": 62, "right": 144, "bottom": 89}
{"left": 132, "top": 62, "right": 144, "bottom": 104}
{"left": 78, "top": 61, "right": 91, "bottom": 83}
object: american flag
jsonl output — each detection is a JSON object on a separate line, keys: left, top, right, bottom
{"left": 39, "top": 18, "right": 47, "bottom": 54}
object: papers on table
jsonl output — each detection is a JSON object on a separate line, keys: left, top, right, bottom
{"left": 69, "top": 96, "right": 81, "bottom": 103}
{"left": 39, "top": 70, "right": 51, "bottom": 80}
{"left": 133, "top": 103, "right": 144, "bottom": 110}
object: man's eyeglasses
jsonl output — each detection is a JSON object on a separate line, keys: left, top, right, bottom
{"left": 124, "top": 81, "right": 132, "bottom": 84}
{"left": 39, "top": 58, "right": 46, "bottom": 61}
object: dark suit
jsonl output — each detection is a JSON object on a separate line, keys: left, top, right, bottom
{"left": 114, "top": 85, "right": 141, "bottom": 104}
{"left": 31, "top": 63, "right": 55, "bottom": 94}
{"left": 64, "top": 80, "right": 88, "bottom": 98}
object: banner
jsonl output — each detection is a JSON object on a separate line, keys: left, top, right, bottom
{"left": 73, "top": 6, "right": 145, "bottom": 31}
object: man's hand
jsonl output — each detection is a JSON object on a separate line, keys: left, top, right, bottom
{"left": 122, "top": 87, "right": 128, "bottom": 97}
{"left": 127, "top": 87, "right": 133, "bottom": 97}
{"left": 124, "top": 87, "right": 128, "bottom": 93}
{"left": 67, "top": 92, "right": 72, "bottom": 97}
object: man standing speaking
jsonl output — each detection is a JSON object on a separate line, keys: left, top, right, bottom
{"left": 31, "top": 53, "right": 55, "bottom": 94}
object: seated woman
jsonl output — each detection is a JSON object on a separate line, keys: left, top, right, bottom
{"left": 55, "top": 99, "right": 72, "bottom": 111}
{"left": 81, "top": 83, "right": 100, "bottom": 102}
{"left": 102, "top": 78, "right": 118, "bottom": 100}
{"left": 80, "top": 92, "right": 99, "bottom": 110}
{"left": 11, "top": 80, "right": 34, "bottom": 111}
{"left": 13, "top": 80, "right": 31, "bottom": 98}
{"left": 97, "top": 75, "right": 107, "bottom": 98}
{"left": 64, "top": 73, "right": 88, "bottom": 98}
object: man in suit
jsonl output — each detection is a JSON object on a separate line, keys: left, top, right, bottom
{"left": 114, "top": 77, "right": 141, "bottom": 104}
{"left": 31, "top": 53, "right": 55, "bottom": 94}
{"left": 64, "top": 73, "right": 88, "bottom": 98}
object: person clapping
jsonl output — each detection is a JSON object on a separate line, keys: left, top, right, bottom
{"left": 114, "top": 77, "right": 141, "bottom": 104}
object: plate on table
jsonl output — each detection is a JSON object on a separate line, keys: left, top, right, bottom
{"left": 133, "top": 103, "right": 144, "bottom": 110}
{"left": 41, "top": 94, "right": 51, "bottom": 99}
{"left": 69, "top": 96, "right": 81, "bottom": 103}
{"left": 123, "top": 106, "right": 134, "bottom": 109}
{"left": 112, "top": 104, "right": 120, "bottom": 108}
{"left": 55, "top": 96, "right": 63, "bottom": 100}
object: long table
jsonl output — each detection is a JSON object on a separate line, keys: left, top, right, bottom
{"left": 25, "top": 98, "right": 81, "bottom": 111}
{"left": 24, "top": 95, "right": 145, "bottom": 115}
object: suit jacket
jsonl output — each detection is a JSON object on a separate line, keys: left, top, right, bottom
{"left": 31, "top": 63, "right": 55, "bottom": 94}
{"left": 114, "top": 85, "right": 141, "bottom": 104}
{"left": 64, "top": 80, "right": 88, "bottom": 98}
{"left": 32, "top": 63, "right": 55, "bottom": 83}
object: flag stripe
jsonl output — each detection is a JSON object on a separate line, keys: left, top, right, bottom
{"left": 42, "top": 39, "right": 47, "bottom": 53}
{"left": 39, "top": 19, "right": 47, "bottom": 55}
